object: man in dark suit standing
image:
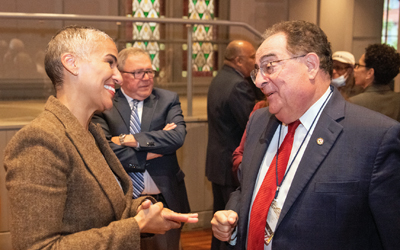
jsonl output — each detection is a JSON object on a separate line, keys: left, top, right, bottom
{"left": 206, "top": 40, "right": 262, "bottom": 250}
{"left": 92, "top": 47, "right": 190, "bottom": 250}
{"left": 211, "top": 20, "right": 400, "bottom": 250}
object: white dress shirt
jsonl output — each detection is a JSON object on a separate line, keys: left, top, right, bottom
{"left": 247, "top": 86, "right": 333, "bottom": 249}
{"left": 121, "top": 89, "right": 161, "bottom": 195}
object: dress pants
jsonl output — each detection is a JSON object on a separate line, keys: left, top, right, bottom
{"left": 140, "top": 193, "right": 181, "bottom": 250}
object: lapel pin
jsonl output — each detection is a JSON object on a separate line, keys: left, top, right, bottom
{"left": 316, "top": 138, "right": 324, "bottom": 145}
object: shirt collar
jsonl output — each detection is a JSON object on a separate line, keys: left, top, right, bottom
{"left": 120, "top": 88, "right": 142, "bottom": 109}
{"left": 298, "top": 86, "right": 332, "bottom": 131}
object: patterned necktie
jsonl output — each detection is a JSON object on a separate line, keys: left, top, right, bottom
{"left": 247, "top": 120, "right": 301, "bottom": 249}
{"left": 127, "top": 99, "right": 145, "bottom": 198}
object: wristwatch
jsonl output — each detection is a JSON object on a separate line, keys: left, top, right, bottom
{"left": 119, "top": 134, "right": 127, "bottom": 146}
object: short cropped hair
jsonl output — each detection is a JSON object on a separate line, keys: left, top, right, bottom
{"left": 44, "top": 25, "right": 113, "bottom": 89}
{"left": 117, "top": 47, "right": 151, "bottom": 71}
{"left": 364, "top": 43, "right": 400, "bottom": 85}
{"left": 263, "top": 20, "right": 333, "bottom": 76}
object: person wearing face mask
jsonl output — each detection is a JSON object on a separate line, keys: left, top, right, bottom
{"left": 331, "top": 51, "right": 363, "bottom": 99}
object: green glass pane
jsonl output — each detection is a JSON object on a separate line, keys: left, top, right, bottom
{"left": 151, "top": 0, "right": 155, "bottom": 4}
{"left": 199, "top": 42, "right": 203, "bottom": 46}
{"left": 204, "top": 54, "right": 209, "bottom": 60}
{"left": 144, "top": 41, "right": 149, "bottom": 46}
{"left": 193, "top": 0, "right": 198, "bottom": 5}
{"left": 144, "top": 12, "right": 149, "bottom": 17}
{"left": 150, "top": 26, "right": 156, "bottom": 32}
{"left": 199, "top": 67, "right": 203, "bottom": 71}
{"left": 137, "top": 25, "right": 143, "bottom": 32}
{"left": 211, "top": 13, "right": 214, "bottom": 19}
{"left": 205, "top": 26, "right": 210, "bottom": 33}
{"left": 199, "top": 13, "right": 204, "bottom": 19}
{"left": 150, "top": 54, "right": 156, "bottom": 60}
{"left": 138, "top": 0, "right": 142, "bottom": 3}
{"left": 193, "top": 26, "right": 198, "bottom": 32}
{"left": 205, "top": 0, "right": 210, "bottom": 6}
{"left": 192, "top": 54, "right": 197, "bottom": 60}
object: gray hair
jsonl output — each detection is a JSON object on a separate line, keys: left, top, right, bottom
{"left": 44, "top": 25, "right": 113, "bottom": 89}
{"left": 117, "top": 47, "right": 151, "bottom": 71}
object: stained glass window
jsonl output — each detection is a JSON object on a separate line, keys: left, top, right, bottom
{"left": 382, "top": 0, "right": 399, "bottom": 49}
{"left": 127, "top": 0, "right": 164, "bottom": 71}
{"left": 184, "top": 0, "right": 218, "bottom": 77}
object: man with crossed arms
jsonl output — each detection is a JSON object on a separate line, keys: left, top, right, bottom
{"left": 211, "top": 20, "right": 400, "bottom": 249}
{"left": 92, "top": 47, "right": 189, "bottom": 250}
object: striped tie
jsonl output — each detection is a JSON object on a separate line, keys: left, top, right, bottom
{"left": 128, "top": 99, "right": 144, "bottom": 198}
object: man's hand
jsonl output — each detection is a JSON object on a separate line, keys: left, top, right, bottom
{"left": 135, "top": 200, "right": 198, "bottom": 234}
{"left": 211, "top": 210, "right": 238, "bottom": 242}
{"left": 163, "top": 123, "right": 177, "bottom": 130}
{"left": 145, "top": 123, "right": 176, "bottom": 160}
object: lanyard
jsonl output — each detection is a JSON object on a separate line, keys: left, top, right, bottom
{"left": 274, "top": 89, "right": 333, "bottom": 199}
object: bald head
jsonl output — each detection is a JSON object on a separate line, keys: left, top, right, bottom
{"left": 224, "top": 40, "right": 256, "bottom": 77}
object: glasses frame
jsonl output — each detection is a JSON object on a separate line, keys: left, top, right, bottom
{"left": 250, "top": 54, "right": 306, "bottom": 83}
{"left": 354, "top": 63, "right": 368, "bottom": 69}
{"left": 120, "top": 69, "right": 158, "bottom": 79}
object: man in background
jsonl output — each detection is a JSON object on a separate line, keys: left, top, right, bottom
{"left": 92, "top": 47, "right": 190, "bottom": 250}
{"left": 331, "top": 51, "right": 363, "bottom": 99}
{"left": 350, "top": 43, "right": 400, "bottom": 122}
{"left": 206, "top": 40, "right": 262, "bottom": 250}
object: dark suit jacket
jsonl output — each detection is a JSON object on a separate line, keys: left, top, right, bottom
{"left": 4, "top": 96, "right": 155, "bottom": 250}
{"left": 227, "top": 88, "right": 400, "bottom": 249}
{"left": 206, "top": 64, "right": 262, "bottom": 186}
{"left": 92, "top": 88, "right": 190, "bottom": 213}
{"left": 349, "top": 84, "right": 400, "bottom": 122}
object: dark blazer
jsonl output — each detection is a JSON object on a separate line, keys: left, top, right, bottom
{"left": 92, "top": 87, "right": 190, "bottom": 213}
{"left": 4, "top": 96, "right": 154, "bottom": 250}
{"left": 206, "top": 64, "right": 262, "bottom": 186}
{"left": 349, "top": 84, "right": 400, "bottom": 122}
{"left": 227, "top": 88, "right": 400, "bottom": 249}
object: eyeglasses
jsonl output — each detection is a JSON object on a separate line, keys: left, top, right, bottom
{"left": 120, "top": 69, "right": 158, "bottom": 79}
{"left": 354, "top": 63, "right": 367, "bottom": 69}
{"left": 250, "top": 54, "right": 306, "bottom": 83}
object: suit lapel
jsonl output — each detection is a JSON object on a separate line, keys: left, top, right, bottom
{"left": 113, "top": 90, "right": 131, "bottom": 130}
{"left": 141, "top": 92, "right": 157, "bottom": 132}
{"left": 276, "top": 89, "right": 345, "bottom": 227}
{"left": 246, "top": 115, "right": 280, "bottom": 184}
{"left": 45, "top": 97, "right": 127, "bottom": 220}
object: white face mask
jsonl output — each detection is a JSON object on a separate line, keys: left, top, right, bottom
{"left": 331, "top": 74, "right": 347, "bottom": 87}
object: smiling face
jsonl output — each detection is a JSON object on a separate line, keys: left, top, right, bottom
{"left": 120, "top": 53, "right": 154, "bottom": 101}
{"left": 78, "top": 39, "right": 122, "bottom": 112}
{"left": 254, "top": 33, "right": 324, "bottom": 123}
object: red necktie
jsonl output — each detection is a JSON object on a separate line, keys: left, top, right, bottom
{"left": 247, "top": 120, "right": 301, "bottom": 249}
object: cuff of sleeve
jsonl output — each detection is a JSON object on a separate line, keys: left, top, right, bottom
{"left": 228, "top": 226, "right": 237, "bottom": 245}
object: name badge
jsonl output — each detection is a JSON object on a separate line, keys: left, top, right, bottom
{"left": 264, "top": 199, "right": 282, "bottom": 246}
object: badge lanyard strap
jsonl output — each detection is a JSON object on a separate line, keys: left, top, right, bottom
{"left": 274, "top": 89, "right": 333, "bottom": 199}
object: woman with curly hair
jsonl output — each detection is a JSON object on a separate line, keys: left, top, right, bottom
{"left": 350, "top": 43, "right": 400, "bottom": 121}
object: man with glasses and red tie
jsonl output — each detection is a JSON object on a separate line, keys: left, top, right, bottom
{"left": 211, "top": 20, "right": 400, "bottom": 250}
{"left": 92, "top": 47, "right": 190, "bottom": 250}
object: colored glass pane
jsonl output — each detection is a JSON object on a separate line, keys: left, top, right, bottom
{"left": 131, "top": 0, "right": 160, "bottom": 69}
{"left": 188, "top": 0, "right": 216, "bottom": 74}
